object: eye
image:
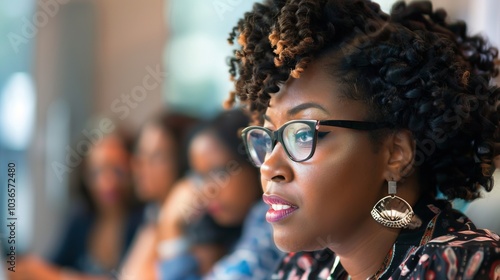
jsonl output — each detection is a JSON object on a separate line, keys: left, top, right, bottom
{"left": 295, "top": 129, "right": 314, "bottom": 143}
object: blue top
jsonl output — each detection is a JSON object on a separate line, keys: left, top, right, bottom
{"left": 158, "top": 200, "right": 284, "bottom": 280}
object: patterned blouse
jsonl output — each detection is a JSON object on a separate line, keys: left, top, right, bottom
{"left": 271, "top": 196, "right": 500, "bottom": 280}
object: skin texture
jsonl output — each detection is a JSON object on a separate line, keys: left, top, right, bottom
{"left": 132, "top": 123, "right": 179, "bottom": 203}
{"left": 260, "top": 57, "right": 419, "bottom": 279}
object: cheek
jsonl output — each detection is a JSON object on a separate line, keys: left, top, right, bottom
{"left": 316, "top": 142, "right": 383, "bottom": 208}
{"left": 300, "top": 135, "right": 379, "bottom": 198}
{"left": 276, "top": 137, "right": 386, "bottom": 250}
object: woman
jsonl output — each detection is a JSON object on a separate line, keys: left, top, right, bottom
{"left": 228, "top": 0, "right": 500, "bottom": 279}
{"left": 132, "top": 113, "right": 198, "bottom": 205}
{"left": 16, "top": 130, "right": 141, "bottom": 280}
{"left": 53, "top": 131, "right": 140, "bottom": 275}
{"left": 120, "top": 112, "right": 199, "bottom": 279}
{"left": 156, "top": 109, "right": 283, "bottom": 279}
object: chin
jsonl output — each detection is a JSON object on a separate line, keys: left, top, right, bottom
{"left": 273, "top": 237, "right": 307, "bottom": 253}
{"left": 272, "top": 227, "right": 323, "bottom": 253}
{"left": 135, "top": 188, "right": 150, "bottom": 200}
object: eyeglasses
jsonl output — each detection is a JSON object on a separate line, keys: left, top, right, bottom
{"left": 241, "top": 119, "right": 391, "bottom": 167}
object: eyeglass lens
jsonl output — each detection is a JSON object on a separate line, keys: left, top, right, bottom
{"left": 245, "top": 122, "right": 315, "bottom": 166}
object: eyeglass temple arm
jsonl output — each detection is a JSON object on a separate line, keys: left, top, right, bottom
{"left": 318, "top": 120, "right": 392, "bottom": 130}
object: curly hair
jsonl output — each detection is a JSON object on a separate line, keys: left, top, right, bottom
{"left": 227, "top": 0, "right": 500, "bottom": 200}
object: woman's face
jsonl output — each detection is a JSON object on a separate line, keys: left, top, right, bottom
{"left": 261, "top": 58, "right": 390, "bottom": 252}
{"left": 87, "top": 135, "right": 131, "bottom": 210}
{"left": 189, "top": 132, "right": 261, "bottom": 226}
{"left": 133, "top": 124, "right": 179, "bottom": 202}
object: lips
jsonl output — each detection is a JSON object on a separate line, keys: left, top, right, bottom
{"left": 262, "top": 194, "right": 298, "bottom": 223}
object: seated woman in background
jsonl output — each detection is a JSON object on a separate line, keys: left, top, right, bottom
{"left": 227, "top": 0, "right": 500, "bottom": 279}
{"left": 156, "top": 109, "right": 283, "bottom": 279}
{"left": 120, "top": 112, "right": 199, "bottom": 279}
{"left": 16, "top": 128, "right": 142, "bottom": 280}
{"left": 122, "top": 112, "right": 240, "bottom": 279}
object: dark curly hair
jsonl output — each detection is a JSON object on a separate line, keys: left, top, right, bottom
{"left": 227, "top": 0, "right": 500, "bottom": 200}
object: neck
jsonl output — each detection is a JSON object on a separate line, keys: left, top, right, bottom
{"left": 97, "top": 205, "right": 126, "bottom": 220}
{"left": 328, "top": 219, "right": 399, "bottom": 280}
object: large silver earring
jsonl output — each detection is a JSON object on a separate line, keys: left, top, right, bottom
{"left": 371, "top": 180, "right": 414, "bottom": 228}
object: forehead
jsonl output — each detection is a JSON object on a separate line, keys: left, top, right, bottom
{"left": 139, "top": 124, "right": 175, "bottom": 149}
{"left": 265, "top": 59, "right": 368, "bottom": 125}
{"left": 90, "top": 136, "right": 128, "bottom": 164}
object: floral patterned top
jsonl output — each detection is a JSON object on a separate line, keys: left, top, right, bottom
{"left": 271, "top": 196, "right": 500, "bottom": 280}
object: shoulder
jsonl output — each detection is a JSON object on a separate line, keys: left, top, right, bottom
{"left": 225, "top": 200, "right": 283, "bottom": 261}
{"left": 63, "top": 205, "right": 95, "bottom": 234}
{"left": 397, "top": 229, "right": 500, "bottom": 280}
{"left": 237, "top": 201, "right": 272, "bottom": 243}
{"left": 242, "top": 200, "right": 269, "bottom": 228}
{"left": 205, "top": 202, "right": 284, "bottom": 279}
{"left": 428, "top": 228, "right": 500, "bottom": 247}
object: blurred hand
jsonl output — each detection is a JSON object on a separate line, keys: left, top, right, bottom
{"left": 157, "top": 177, "right": 205, "bottom": 241}
{"left": 11, "top": 255, "right": 60, "bottom": 280}
{"left": 120, "top": 224, "right": 158, "bottom": 280}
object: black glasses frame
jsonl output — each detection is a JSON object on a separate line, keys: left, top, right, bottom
{"left": 241, "top": 119, "right": 391, "bottom": 167}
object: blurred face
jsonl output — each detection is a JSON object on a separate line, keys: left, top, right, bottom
{"left": 189, "top": 132, "right": 261, "bottom": 226}
{"left": 260, "top": 58, "right": 389, "bottom": 252}
{"left": 133, "top": 124, "right": 179, "bottom": 202}
{"left": 87, "top": 135, "right": 131, "bottom": 210}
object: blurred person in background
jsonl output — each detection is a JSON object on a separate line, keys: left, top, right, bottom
{"left": 120, "top": 112, "right": 199, "bottom": 279}
{"left": 15, "top": 126, "right": 142, "bottom": 280}
{"left": 156, "top": 109, "right": 283, "bottom": 280}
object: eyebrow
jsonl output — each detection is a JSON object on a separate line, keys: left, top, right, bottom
{"left": 287, "top": 102, "right": 329, "bottom": 116}
{"left": 263, "top": 102, "right": 329, "bottom": 124}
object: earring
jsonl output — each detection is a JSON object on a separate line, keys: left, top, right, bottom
{"left": 371, "top": 180, "right": 414, "bottom": 228}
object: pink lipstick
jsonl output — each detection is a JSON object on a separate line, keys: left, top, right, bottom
{"left": 262, "top": 194, "right": 298, "bottom": 223}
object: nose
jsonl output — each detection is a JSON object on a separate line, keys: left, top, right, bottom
{"left": 260, "top": 142, "right": 293, "bottom": 183}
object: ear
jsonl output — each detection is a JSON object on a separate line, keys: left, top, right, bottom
{"left": 384, "top": 130, "right": 415, "bottom": 182}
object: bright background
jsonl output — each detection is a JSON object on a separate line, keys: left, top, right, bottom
{"left": 0, "top": 0, "right": 499, "bottom": 258}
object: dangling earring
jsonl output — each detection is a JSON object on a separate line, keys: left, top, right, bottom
{"left": 371, "top": 180, "right": 414, "bottom": 228}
